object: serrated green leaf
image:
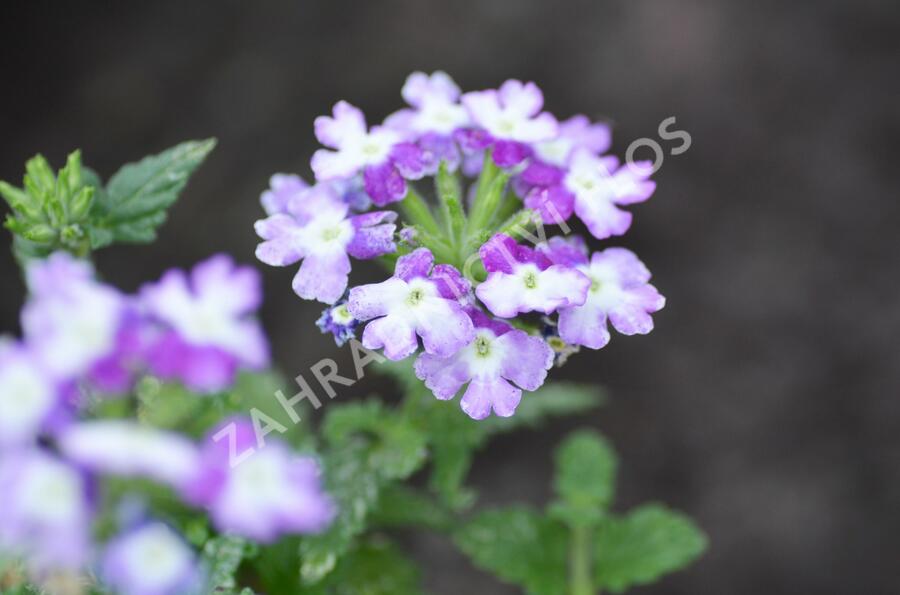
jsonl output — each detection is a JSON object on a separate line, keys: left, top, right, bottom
{"left": 94, "top": 138, "right": 215, "bottom": 243}
{"left": 594, "top": 504, "right": 707, "bottom": 593}
{"left": 306, "top": 539, "right": 423, "bottom": 595}
{"left": 551, "top": 429, "right": 617, "bottom": 528}
{"left": 203, "top": 534, "right": 248, "bottom": 593}
{"left": 322, "top": 401, "right": 427, "bottom": 482}
{"left": 454, "top": 507, "right": 568, "bottom": 595}
{"left": 300, "top": 442, "right": 381, "bottom": 585}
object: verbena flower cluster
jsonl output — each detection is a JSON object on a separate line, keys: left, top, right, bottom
{"left": 255, "top": 71, "right": 665, "bottom": 420}
{"left": 0, "top": 252, "right": 334, "bottom": 593}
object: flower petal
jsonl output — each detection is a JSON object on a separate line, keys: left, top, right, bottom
{"left": 497, "top": 330, "right": 553, "bottom": 391}
{"left": 363, "top": 161, "right": 407, "bottom": 206}
{"left": 361, "top": 314, "right": 418, "bottom": 361}
{"left": 414, "top": 351, "right": 470, "bottom": 400}
{"left": 314, "top": 100, "right": 367, "bottom": 148}
{"left": 347, "top": 277, "right": 409, "bottom": 320}
{"left": 460, "top": 377, "right": 521, "bottom": 420}
{"left": 292, "top": 250, "right": 351, "bottom": 304}
{"left": 394, "top": 247, "right": 434, "bottom": 281}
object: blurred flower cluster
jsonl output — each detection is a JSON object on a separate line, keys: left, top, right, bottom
{"left": 0, "top": 252, "right": 333, "bottom": 594}
{"left": 256, "top": 71, "right": 666, "bottom": 420}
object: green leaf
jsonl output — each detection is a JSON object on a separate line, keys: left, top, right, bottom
{"left": 322, "top": 401, "right": 427, "bottom": 482}
{"left": 594, "top": 504, "right": 707, "bottom": 593}
{"left": 467, "top": 151, "right": 511, "bottom": 244}
{"left": 299, "top": 442, "right": 381, "bottom": 585}
{"left": 435, "top": 161, "right": 466, "bottom": 247}
{"left": 203, "top": 534, "right": 248, "bottom": 593}
{"left": 454, "top": 507, "right": 568, "bottom": 595}
{"left": 94, "top": 138, "right": 216, "bottom": 244}
{"left": 482, "top": 383, "right": 605, "bottom": 435}
{"left": 369, "top": 484, "right": 453, "bottom": 531}
{"left": 398, "top": 185, "right": 441, "bottom": 238}
{"left": 551, "top": 430, "right": 617, "bottom": 528}
{"left": 306, "top": 539, "right": 423, "bottom": 595}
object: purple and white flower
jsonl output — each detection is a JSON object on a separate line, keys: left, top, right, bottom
{"left": 415, "top": 309, "right": 553, "bottom": 420}
{"left": 141, "top": 254, "right": 269, "bottom": 392}
{"left": 260, "top": 173, "right": 309, "bottom": 215}
{"left": 348, "top": 248, "right": 475, "bottom": 360}
{"left": 312, "top": 101, "right": 426, "bottom": 205}
{"left": 22, "top": 252, "right": 128, "bottom": 383}
{"left": 316, "top": 300, "right": 359, "bottom": 346}
{"left": 564, "top": 150, "right": 656, "bottom": 239}
{"left": 255, "top": 184, "right": 397, "bottom": 304}
{"left": 385, "top": 71, "right": 472, "bottom": 173}
{"left": 185, "top": 419, "right": 335, "bottom": 542}
{"left": 475, "top": 234, "right": 590, "bottom": 318}
{"left": 0, "top": 450, "right": 92, "bottom": 571}
{"left": 532, "top": 114, "right": 611, "bottom": 168}
{"left": 102, "top": 522, "right": 202, "bottom": 595}
{"left": 542, "top": 237, "right": 665, "bottom": 348}
{"left": 58, "top": 421, "right": 201, "bottom": 492}
{"left": 0, "top": 342, "right": 60, "bottom": 447}
{"left": 461, "top": 80, "right": 558, "bottom": 167}
{"left": 386, "top": 71, "right": 471, "bottom": 138}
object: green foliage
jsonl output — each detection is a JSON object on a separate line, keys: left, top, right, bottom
{"left": 203, "top": 534, "right": 251, "bottom": 593}
{"left": 435, "top": 161, "right": 466, "bottom": 250}
{"left": 1, "top": 151, "right": 96, "bottom": 264}
{"left": 454, "top": 507, "right": 569, "bottom": 595}
{"left": 322, "top": 401, "right": 428, "bottom": 482}
{"left": 299, "top": 441, "right": 382, "bottom": 585}
{"left": 453, "top": 428, "right": 706, "bottom": 594}
{"left": 306, "top": 539, "right": 423, "bottom": 595}
{"left": 594, "top": 505, "right": 707, "bottom": 593}
{"left": 0, "top": 139, "right": 215, "bottom": 268}
{"left": 550, "top": 430, "right": 617, "bottom": 528}
{"left": 91, "top": 138, "right": 216, "bottom": 246}
{"left": 369, "top": 484, "right": 454, "bottom": 532}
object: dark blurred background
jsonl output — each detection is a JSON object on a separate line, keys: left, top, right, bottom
{"left": 1, "top": 0, "right": 898, "bottom": 593}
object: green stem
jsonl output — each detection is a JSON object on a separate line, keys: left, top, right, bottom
{"left": 570, "top": 525, "right": 595, "bottom": 595}
{"left": 399, "top": 185, "right": 441, "bottom": 238}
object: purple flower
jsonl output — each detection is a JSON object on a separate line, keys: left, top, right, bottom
{"left": 415, "top": 309, "right": 553, "bottom": 420}
{"left": 475, "top": 234, "right": 590, "bottom": 318}
{"left": 386, "top": 71, "right": 471, "bottom": 137}
{"left": 255, "top": 184, "right": 397, "bottom": 304}
{"left": 461, "top": 80, "right": 558, "bottom": 167}
{"left": 532, "top": 114, "right": 611, "bottom": 167}
{"left": 542, "top": 238, "right": 665, "bottom": 348}
{"left": 0, "top": 449, "right": 92, "bottom": 571}
{"left": 260, "top": 173, "right": 309, "bottom": 215}
{"left": 58, "top": 421, "right": 201, "bottom": 492}
{"left": 141, "top": 254, "right": 269, "bottom": 392}
{"left": 102, "top": 522, "right": 202, "bottom": 595}
{"left": 0, "top": 342, "right": 60, "bottom": 447}
{"left": 385, "top": 72, "right": 471, "bottom": 173}
{"left": 312, "top": 101, "right": 427, "bottom": 206}
{"left": 564, "top": 150, "right": 656, "bottom": 239}
{"left": 22, "top": 252, "right": 127, "bottom": 382}
{"left": 185, "top": 419, "right": 335, "bottom": 542}
{"left": 347, "top": 248, "right": 475, "bottom": 361}
{"left": 316, "top": 300, "right": 359, "bottom": 346}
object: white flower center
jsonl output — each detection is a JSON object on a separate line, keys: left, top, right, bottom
{"left": 462, "top": 329, "right": 507, "bottom": 379}
{"left": 122, "top": 525, "right": 191, "bottom": 589}
{"left": 331, "top": 304, "right": 354, "bottom": 325}
{"left": 0, "top": 361, "right": 52, "bottom": 434}
{"left": 19, "top": 460, "right": 82, "bottom": 525}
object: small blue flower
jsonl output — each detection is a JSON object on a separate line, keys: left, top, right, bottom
{"left": 316, "top": 300, "right": 360, "bottom": 346}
